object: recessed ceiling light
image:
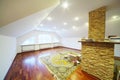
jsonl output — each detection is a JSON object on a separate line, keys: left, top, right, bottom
{"left": 74, "top": 17, "right": 79, "bottom": 21}
{"left": 85, "top": 22, "right": 89, "bottom": 26}
{"left": 47, "top": 17, "right": 52, "bottom": 21}
{"left": 72, "top": 26, "right": 76, "bottom": 29}
{"left": 112, "top": 15, "right": 119, "bottom": 19}
{"left": 61, "top": 2, "right": 68, "bottom": 9}
{"left": 72, "top": 26, "right": 78, "bottom": 30}
{"left": 63, "top": 22, "right": 68, "bottom": 25}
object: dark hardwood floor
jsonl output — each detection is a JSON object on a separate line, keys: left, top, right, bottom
{"left": 5, "top": 47, "right": 99, "bottom": 80}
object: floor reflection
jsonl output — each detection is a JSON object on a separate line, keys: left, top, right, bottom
{"left": 23, "top": 57, "right": 35, "bottom": 66}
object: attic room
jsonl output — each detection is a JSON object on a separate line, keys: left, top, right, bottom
{"left": 0, "top": 0, "right": 120, "bottom": 80}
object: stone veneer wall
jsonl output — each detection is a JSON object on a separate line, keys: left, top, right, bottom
{"left": 81, "top": 6, "right": 115, "bottom": 80}
{"left": 88, "top": 6, "right": 106, "bottom": 40}
{"left": 81, "top": 42, "right": 114, "bottom": 80}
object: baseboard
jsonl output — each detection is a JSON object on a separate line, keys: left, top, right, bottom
{"left": 18, "top": 50, "right": 36, "bottom": 54}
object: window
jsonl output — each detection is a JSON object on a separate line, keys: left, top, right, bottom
{"left": 22, "top": 37, "right": 35, "bottom": 45}
{"left": 21, "top": 33, "right": 60, "bottom": 45}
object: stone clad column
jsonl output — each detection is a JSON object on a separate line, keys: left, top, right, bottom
{"left": 81, "top": 42, "right": 114, "bottom": 80}
{"left": 88, "top": 6, "right": 106, "bottom": 40}
{"left": 81, "top": 6, "right": 114, "bottom": 80}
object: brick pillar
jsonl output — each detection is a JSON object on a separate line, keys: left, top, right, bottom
{"left": 88, "top": 6, "right": 106, "bottom": 40}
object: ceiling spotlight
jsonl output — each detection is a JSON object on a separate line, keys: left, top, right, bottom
{"left": 62, "top": 2, "right": 68, "bottom": 9}
{"left": 72, "top": 26, "right": 76, "bottom": 29}
{"left": 112, "top": 15, "right": 119, "bottom": 19}
{"left": 63, "top": 22, "right": 68, "bottom": 25}
{"left": 74, "top": 17, "right": 79, "bottom": 21}
{"left": 47, "top": 17, "right": 52, "bottom": 21}
{"left": 72, "top": 26, "right": 78, "bottom": 30}
{"left": 85, "top": 22, "right": 89, "bottom": 26}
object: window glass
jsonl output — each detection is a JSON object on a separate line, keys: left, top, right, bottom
{"left": 22, "top": 37, "right": 35, "bottom": 45}
{"left": 22, "top": 34, "right": 59, "bottom": 45}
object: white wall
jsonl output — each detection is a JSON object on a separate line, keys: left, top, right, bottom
{"left": 105, "top": 9, "right": 120, "bottom": 37}
{"left": 105, "top": 20, "right": 120, "bottom": 37}
{"left": 105, "top": 10, "right": 120, "bottom": 57}
{"left": 0, "top": 35, "right": 16, "bottom": 80}
{"left": 114, "top": 44, "right": 120, "bottom": 57}
{"left": 61, "top": 37, "right": 81, "bottom": 50}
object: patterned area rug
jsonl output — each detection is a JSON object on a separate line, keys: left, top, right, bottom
{"left": 39, "top": 51, "right": 81, "bottom": 80}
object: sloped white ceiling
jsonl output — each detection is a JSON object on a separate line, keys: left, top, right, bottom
{"left": 0, "top": 5, "right": 59, "bottom": 37}
{"left": 38, "top": 0, "right": 120, "bottom": 37}
{"left": 0, "top": 0, "right": 120, "bottom": 38}
{"left": 0, "top": 0, "right": 59, "bottom": 27}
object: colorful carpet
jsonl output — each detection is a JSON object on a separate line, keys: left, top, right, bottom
{"left": 39, "top": 51, "right": 81, "bottom": 80}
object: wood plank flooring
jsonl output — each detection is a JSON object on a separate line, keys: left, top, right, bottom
{"left": 5, "top": 47, "right": 100, "bottom": 80}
